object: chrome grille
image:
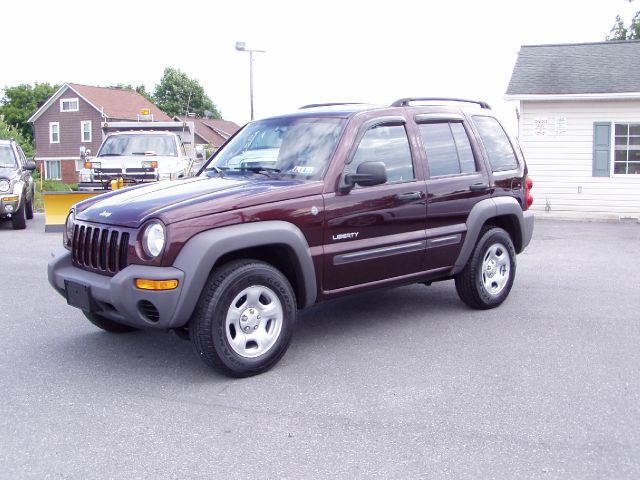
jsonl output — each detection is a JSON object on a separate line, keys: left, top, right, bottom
{"left": 72, "top": 223, "right": 130, "bottom": 275}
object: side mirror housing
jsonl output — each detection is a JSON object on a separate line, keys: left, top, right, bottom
{"left": 79, "top": 147, "right": 92, "bottom": 161}
{"left": 195, "top": 145, "right": 205, "bottom": 159}
{"left": 25, "top": 160, "right": 37, "bottom": 171}
{"left": 341, "top": 161, "right": 387, "bottom": 192}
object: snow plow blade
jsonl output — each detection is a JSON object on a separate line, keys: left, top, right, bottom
{"left": 43, "top": 191, "right": 102, "bottom": 232}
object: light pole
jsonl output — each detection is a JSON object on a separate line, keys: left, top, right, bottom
{"left": 235, "top": 41, "right": 265, "bottom": 121}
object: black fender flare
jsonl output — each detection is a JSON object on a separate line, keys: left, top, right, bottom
{"left": 452, "top": 197, "right": 527, "bottom": 275}
{"left": 171, "top": 221, "right": 317, "bottom": 325}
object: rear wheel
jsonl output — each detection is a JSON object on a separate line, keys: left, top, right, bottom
{"left": 11, "top": 200, "right": 26, "bottom": 230}
{"left": 190, "top": 260, "right": 297, "bottom": 377}
{"left": 455, "top": 227, "right": 516, "bottom": 309}
{"left": 83, "top": 311, "right": 138, "bottom": 333}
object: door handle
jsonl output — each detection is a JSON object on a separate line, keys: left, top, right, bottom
{"left": 469, "top": 183, "right": 490, "bottom": 192}
{"left": 395, "top": 191, "right": 422, "bottom": 201}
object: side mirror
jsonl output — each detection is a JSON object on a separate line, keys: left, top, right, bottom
{"left": 342, "top": 161, "right": 387, "bottom": 192}
{"left": 79, "top": 147, "right": 92, "bottom": 161}
{"left": 25, "top": 160, "right": 37, "bottom": 171}
{"left": 195, "top": 145, "right": 205, "bottom": 159}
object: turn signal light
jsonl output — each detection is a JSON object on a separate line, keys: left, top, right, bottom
{"left": 2, "top": 195, "right": 18, "bottom": 202}
{"left": 135, "top": 278, "right": 179, "bottom": 291}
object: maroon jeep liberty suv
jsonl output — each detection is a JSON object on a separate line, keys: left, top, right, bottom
{"left": 48, "top": 98, "right": 534, "bottom": 377}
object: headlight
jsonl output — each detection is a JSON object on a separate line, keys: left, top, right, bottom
{"left": 64, "top": 210, "right": 75, "bottom": 248}
{"left": 0, "top": 179, "right": 10, "bottom": 192}
{"left": 142, "top": 221, "right": 165, "bottom": 258}
{"left": 142, "top": 161, "right": 158, "bottom": 169}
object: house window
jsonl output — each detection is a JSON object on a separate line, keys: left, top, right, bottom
{"left": 614, "top": 123, "right": 640, "bottom": 175}
{"left": 49, "top": 122, "right": 60, "bottom": 143}
{"left": 60, "top": 98, "right": 79, "bottom": 112}
{"left": 81, "top": 121, "right": 92, "bottom": 142}
{"left": 45, "top": 160, "right": 61, "bottom": 180}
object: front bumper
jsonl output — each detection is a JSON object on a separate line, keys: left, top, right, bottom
{"left": 48, "top": 248, "right": 187, "bottom": 329}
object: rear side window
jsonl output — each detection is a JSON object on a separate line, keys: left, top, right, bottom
{"left": 419, "top": 122, "right": 476, "bottom": 177}
{"left": 473, "top": 116, "right": 518, "bottom": 171}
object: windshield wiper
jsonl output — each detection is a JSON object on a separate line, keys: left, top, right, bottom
{"left": 235, "top": 166, "right": 281, "bottom": 178}
{"left": 99, "top": 153, "right": 122, "bottom": 157}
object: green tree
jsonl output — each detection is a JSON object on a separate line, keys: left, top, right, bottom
{"left": 0, "top": 115, "right": 34, "bottom": 158}
{"left": 108, "top": 83, "right": 155, "bottom": 103}
{"left": 0, "top": 83, "right": 59, "bottom": 142}
{"left": 153, "top": 67, "right": 221, "bottom": 118}
{"left": 608, "top": 1, "right": 640, "bottom": 39}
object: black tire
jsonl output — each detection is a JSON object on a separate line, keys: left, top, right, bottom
{"left": 26, "top": 190, "right": 34, "bottom": 220}
{"left": 190, "top": 260, "right": 297, "bottom": 377}
{"left": 11, "top": 199, "right": 26, "bottom": 230}
{"left": 83, "top": 311, "right": 139, "bottom": 333}
{"left": 455, "top": 227, "right": 517, "bottom": 310}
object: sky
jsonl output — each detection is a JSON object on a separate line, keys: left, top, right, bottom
{"left": 2, "top": 0, "right": 638, "bottom": 131}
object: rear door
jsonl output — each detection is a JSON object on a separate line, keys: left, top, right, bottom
{"left": 414, "top": 113, "right": 492, "bottom": 271}
{"left": 322, "top": 118, "right": 428, "bottom": 292}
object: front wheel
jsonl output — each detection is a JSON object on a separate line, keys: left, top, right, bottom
{"left": 190, "top": 260, "right": 297, "bottom": 377}
{"left": 26, "top": 188, "right": 34, "bottom": 219}
{"left": 455, "top": 227, "right": 516, "bottom": 309}
{"left": 11, "top": 200, "right": 26, "bottom": 230}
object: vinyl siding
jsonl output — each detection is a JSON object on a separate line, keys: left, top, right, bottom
{"left": 33, "top": 91, "right": 103, "bottom": 159}
{"left": 519, "top": 100, "right": 640, "bottom": 219}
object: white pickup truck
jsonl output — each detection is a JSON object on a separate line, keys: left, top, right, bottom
{"left": 78, "top": 121, "right": 202, "bottom": 191}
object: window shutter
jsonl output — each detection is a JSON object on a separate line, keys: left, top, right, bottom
{"left": 593, "top": 122, "right": 611, "bottom": 177}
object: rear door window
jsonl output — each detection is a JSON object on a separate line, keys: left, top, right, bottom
{"left": 418, "top": 122, "right": 476, "bottom": 177}
{"left": 473, "top": 116, "right": 518, "bottom": 171}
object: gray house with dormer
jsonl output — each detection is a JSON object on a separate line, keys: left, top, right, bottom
{"left": 506, "top": 40, "right": 640, "bottom": 219}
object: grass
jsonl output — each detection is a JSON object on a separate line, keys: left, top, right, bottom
{"left": 33, "top": 174, "right": 78, "bottom": 212}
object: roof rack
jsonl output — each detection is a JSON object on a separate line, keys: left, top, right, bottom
{"left": 299, "top": 102, "right": 367, "bottom": 110}
{"left": 391, "top": 97, "right": 491, "bottom": 109}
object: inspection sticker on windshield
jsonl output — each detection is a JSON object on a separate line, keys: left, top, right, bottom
{"left": 291, "top": 166, "right": 315, "bottom": 175}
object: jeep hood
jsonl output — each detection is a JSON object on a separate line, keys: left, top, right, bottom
{"left": 0, "top": 168, "right": 18, "bottom": 181}
{"left": 75, "top": 175, "right": 320, "bottom": 228}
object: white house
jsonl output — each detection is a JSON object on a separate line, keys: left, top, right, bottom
{"left": 506, "top": 40, "right": 640, "bottom": 220}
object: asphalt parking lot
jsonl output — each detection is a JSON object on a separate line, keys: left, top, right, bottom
{"left": 1, "top": 214, "right": 639, "bottom": 479}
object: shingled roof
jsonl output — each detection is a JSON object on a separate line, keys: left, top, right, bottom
{"left": 28, "top": 83, "right": 171, "bottom": 123}
{"left": 174, "top": 116, "right": 241, "bottom": 148}
{"left": 506, "top": 40, "right": 640, "bottom": 97}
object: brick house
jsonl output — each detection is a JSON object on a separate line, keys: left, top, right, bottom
{"left": 173, "top": 116, "right": 240, "bottom": 151}
{"left": 28, "top": 83, "right": 170, "bottom": 183}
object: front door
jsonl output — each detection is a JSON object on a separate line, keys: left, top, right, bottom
{"left": 322, "top": 121, "right": 427, "bottom": 292}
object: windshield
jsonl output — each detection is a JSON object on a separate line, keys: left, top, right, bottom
{"left": 98, "top": 134, "right": 177, "bottom": 157}
{"left": 0, "top": 145, "right": 17, "bottom": 168}
{"left": 206, "top": 117, "right": 346, "bottom": 180}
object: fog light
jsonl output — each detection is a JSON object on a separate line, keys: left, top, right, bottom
{"left": 5, "top": 204, "right": 14, "bottom": 213}
{"left": 135, "top": 278, "right": 179, "bottom": 290}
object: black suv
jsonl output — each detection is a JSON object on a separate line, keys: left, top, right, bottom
{"left": 0, "top": 139, "right": 36, "bottom": 229}
{"left": 48, "top": 98, "right": 534, "bottom": 377}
